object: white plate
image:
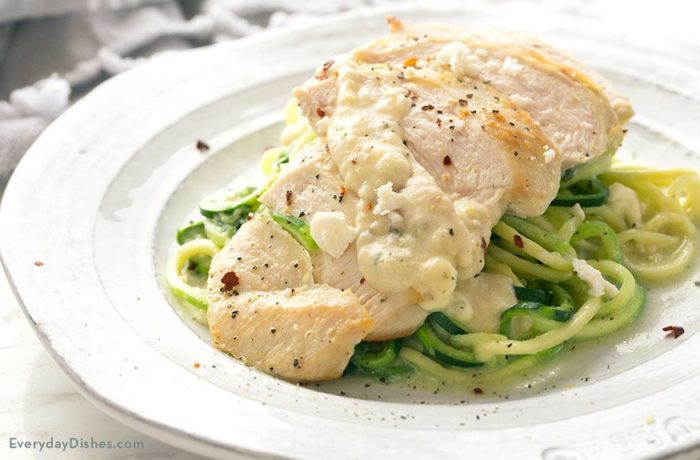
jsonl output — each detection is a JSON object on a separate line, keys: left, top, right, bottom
{"left": 2, "top": 3, "right": 700, "bottom": 459}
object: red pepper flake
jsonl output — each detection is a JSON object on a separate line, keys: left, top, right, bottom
{"left": 386, "top": 15, "right": 403, "bottom": 32}
{"left": 193, "top": 362, "right": 201, "bottom": 369}
{"left": 196, "top": 140, "right": 210, "bottom": 152}
{"left": 33, "top": 261, "right": 44, "bottom": 267}
{"left": 315, "top": 107, "right": 326, "bottom": 118}
{"left": 473, "top": 388, "right": 484, "bottom": 395}
{"left": 662, "top": 325, "right": 685, "bottom": 339}
{"left": 421, "top": 104, "right": 434, "bottom": 111}
{"left": 285, "top": 190, "right": 293, "bottom": 206}
{"left": 513, "top": 234, "right": 524, "bottom": 249}
{"left": 316, "top": 59, "right": 334, "bottom": 80}
{"left": 221, "top": 271, "right": 240, "bottom": 292}
{"left": 443, "top": 155, "right": 452, "bottom": 166}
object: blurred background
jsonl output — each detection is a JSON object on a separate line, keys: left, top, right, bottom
{"left": 0, "top": 1, "right": 698, "bottom": 459}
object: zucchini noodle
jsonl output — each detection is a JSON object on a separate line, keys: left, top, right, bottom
{"left": 166, "top": 239, "right": 219, "bottom": 310}
{"left": 165, "top": 100, "right": 699, "bottom": 387}
{"left": 392, "top": 160, "right": 698, "bottom": 383}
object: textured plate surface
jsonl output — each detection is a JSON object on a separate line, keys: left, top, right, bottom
{"left": 2, "top": 3, "right": 700, "bottom": 459}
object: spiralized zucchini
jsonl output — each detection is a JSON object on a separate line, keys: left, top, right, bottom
{"left": 387, "top": 160, "right": 699, "bottom": 383}
{"left": 166, "top": 239, "right": 219, "bottom": 310}
{"left": 166, "top": 101, "right": 700, "bottom": 386}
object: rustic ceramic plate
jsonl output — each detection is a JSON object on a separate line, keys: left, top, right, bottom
{"left": 2, "top": 3, "right": 700, "bottom": 459}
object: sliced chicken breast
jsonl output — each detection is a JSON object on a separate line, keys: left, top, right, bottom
{"left": 295, "top": 59, "right": 560, "bottom": 221}
{"left": 207, "top": 214, "right": 372, "bottom": 380}
{"left": 331, "top": 22, "right": 631, "bottom": 168}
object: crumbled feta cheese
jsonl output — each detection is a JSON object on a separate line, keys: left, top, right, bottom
{"left": 374, "top": 182, "right": 404, "bottom": 216}
{"left": 436, "top": 42, "right": 483, "bottom": 75}
{"left": 309, "top": 211, "right": 357, "bottom": 258}
{"left": 474, "top": 48, "right": 489, "bottom": 57}
{"left": 509, "top": 93, "right": 530, "bottom": 106}
{"left": 572, "top": 259, "right": 619, "bottom": 297}
{"left": 608, "top": 182, "right": 643, "bottom": 228}
{"left": 501, "top": 56, "right": 523, "bottom": 75}
{"left": 571, "top": 203, "right": 586, "bottom": 222}
{"left": 543, "top": 146, "right": 556, "bottom": 164}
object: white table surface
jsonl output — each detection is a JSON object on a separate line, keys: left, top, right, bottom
{"left": 2, "top": 2, "right": 700, "bottom": 459}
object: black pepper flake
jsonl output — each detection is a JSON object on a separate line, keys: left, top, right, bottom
{"left": 270, "top": 328, "right": 277, "bottom": 334}
{"left": 221, "top": 271, "right": 240, "bottom": 292}
{"left": 443, "top": 155, "right": 452, "bottom": 166}
{"left": 473, "top": 388, "right": 484, "bottom": 394}
{"left": 196, "top": 140, "right": 210, "bottom": 152}
{"left": 293, "top": 358, "right": 301, "bottom": 368}
{"left": 662, "top": 325, "right": 685, "bottom": 338}
{"left": 285, "top": 190, "right": 293, "bottom": 206}
{"left": 230, "top": 310, "right": 239, "bottom": 319}
{"left": 492, "top": 109, "right": 500, "bottom": 114}
{"left": 421, "top": 104, "right": 434, "bottom": 111}
{"left": 458, "top": 99, "right": 468, "bottom": 106}
{"left": 449, "top": 228, "right": 454, "bottom": 236}
{"left": 360, "top": 277, "right": 365, "bottom": 285}
{"left": 293, "top": 262, "right": 299, "bottom": 268}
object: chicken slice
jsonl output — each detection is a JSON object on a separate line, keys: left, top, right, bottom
{"left": 260, "top": 141, "right": 428, "bottom": 340}
{"left": 339, "top": 22, "right": 630, "bottom": 168}
{"left": 260, "top": 140, "right": 356, "bottom": 221}
{"left": 295, "top": 54, "right": 560, "bottom": 239}
{"left": 207, "top": 214, "right": 372, "bottom": 380}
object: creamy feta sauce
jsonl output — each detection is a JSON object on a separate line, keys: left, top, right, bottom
{"left": 443, "top": 272, "right": 516, "bottom": 333}
{"left": 607, "top": 182, "right": 643, "bottom": 228}
{"left": 324, "top": 62, "right": 483, "bottom": 311}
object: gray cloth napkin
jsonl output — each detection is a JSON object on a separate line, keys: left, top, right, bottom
{"left": 0, "top": 0, "right": 385, "bottom": 190}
